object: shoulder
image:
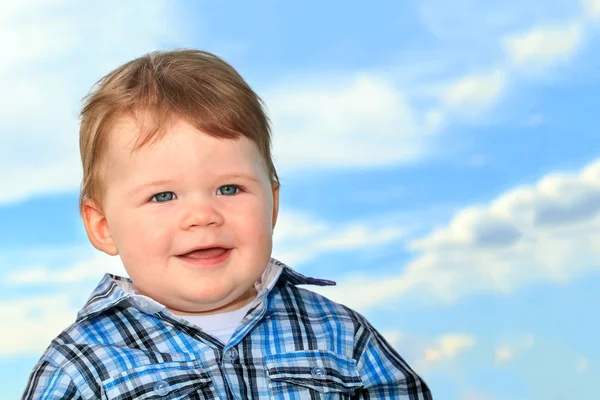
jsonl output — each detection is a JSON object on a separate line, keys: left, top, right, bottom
{"left": 28, "top": 307, "right": 159, "bottom": 399}
{"left": 273, "top": 281, "right": 367, "bottom": 321}
{"left": 39, "top": 303, "right": 164, "bottom": 364}
{"left": 268, "top": 281, "right": 378, "bottom": 350}
{"left": 270, "top": 262, "right": 373, "bottom": 330}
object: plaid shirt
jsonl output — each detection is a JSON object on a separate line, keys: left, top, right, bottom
{"left": 23, "top": 259, "right": 432, "bottom": 399}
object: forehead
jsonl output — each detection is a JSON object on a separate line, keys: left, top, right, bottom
{"left": 105, "top": 116, "right": 265, "bottom": 177}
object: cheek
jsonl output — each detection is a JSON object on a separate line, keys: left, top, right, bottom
{"left": 140, "top": 227, "right": 172, "bottom": 250}
{"left": 115, "top": 213, "right": 173, "bottom": 258}
{"left": 232, "top": 195, "right": 270, "bottom": 220}
{"left": 230, "top": 200, "right": 274, "bottom": 243}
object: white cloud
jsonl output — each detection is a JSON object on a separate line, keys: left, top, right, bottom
{"left": 0, "top": 294, "right": 78, "bottom": 356}
{"left": 392, "top": 332, "right": 477, "bottom": 380}
{"left": 272, "top": 212, "right": 328, "bottom": 243}
{"left": 315, "top": 225, "right": 404, "bottom": 251}
{"left": 494, "top": 335, "right": 535, "bottom": 364}
{"left": 494, "top": 348, "right": 515, "bottom": 363}
{"left": 268, "top": 75, "right": 442, "bottom": 170}
{"left": 273, "top": 211, "right": 404, "bottom": 266}
{"left": 429, "top": 2, "right": 592, "bottom": 119}
{"left": 442, "top": 70, "right": 507, "bottom": 110}
{"left": 5, "top": 253, "right": 126, "bottom": 285}
{"left": 370, "top": 330, "right": 476, "bottom": 376}
{"left": 314, "top": 273, "right": 412, "bottom": 310}
{"left": 316, "top": 158, "right": 600, "bottom": 310}
{"left": 3, "top": 161, "right": 82, "bottom": 205}
{"left": 583, "top": 0, "right": 600, "bottom": 19}
{"left": 503, "top": 23, "right": 583, "bottom": 68}
{"left": 424, "top": 334, "right": 476, "bottom": 363}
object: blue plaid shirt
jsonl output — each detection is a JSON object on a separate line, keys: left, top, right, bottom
{"left": 22, "top": 259, "right": 432, "bottom": 399}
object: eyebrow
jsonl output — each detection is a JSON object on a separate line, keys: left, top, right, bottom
{"left": 129, "top": 180, "right": 176, "bottom": 196}
{"left": 219, "top": 173, "right": 261, "bottom": 184}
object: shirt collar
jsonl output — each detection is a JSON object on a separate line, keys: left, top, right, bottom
{"left": 76, "top": 258, "right": 336, "bottom": 323}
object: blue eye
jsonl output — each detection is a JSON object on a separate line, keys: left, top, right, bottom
{"left": 217, "top": 185, "right": 241, "bottom": 196}
{"left": 150, "top": 192, "right": 176, "bottom": 202}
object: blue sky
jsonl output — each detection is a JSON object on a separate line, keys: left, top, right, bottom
{"left": 1, "top": 0, "right": 599, "bottom": 398}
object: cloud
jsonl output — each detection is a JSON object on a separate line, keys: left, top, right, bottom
{"left": 314, "top": 273, "right": 411, "bottom": 311}
{"left": 424, "top": 334, "right": 476, "bottom": 363}
{"left": 503, "top": 23, "right": 583, "bottom": 68}
{"left": 374, "top": 330, "right": 476, "bottom": 374}
{"left": 441, "top": 70, "right": 507, "bottom": 110}
{"left": 5, "top": 253, "right": 126, "bottom": 285}
{"left": 494, "top": 348, "right": 515, "bottom": 363}
{"left": 429, "top": 1, "right": 592, "bottom": 121}
{"left": 494, "top": 335, "right": 535, "bottom": 364}
{"left": 314, "top": 225, "right": 404, "bottom": 251}
{"left": 0, "top": 294, "right": 78, "bottom": 356}
{"left": 397, "top": 332, "right": 477, "bottom": 378}
{"left": 267, "top": 75, "right": 442, "bottom": 170}
{"left": 3, "top": 162, "right": 82, "bottom": 205}
{"left": 273, "top": 211, "right": 404, "bottom": 265}
{"left": 533, "top": 172, "right": 600, "bottom": 225}
{"left": 272, "top": 212, "right": 329, "bottom": 243}
{"left": 583, "top": 0, "right": 600, "bottom": 19}
{"left": 316, "top": 158, "right": 600, "bottom": 310}
{"left": 409, "top": 207, "right": 523, "bottom": 250}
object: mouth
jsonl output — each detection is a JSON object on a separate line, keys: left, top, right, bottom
{"left": 176, "top": 246, "right": 232, "bottom": 265}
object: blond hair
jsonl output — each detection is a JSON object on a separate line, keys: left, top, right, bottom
{"left": 79, "top": 49, "right": 278, "bottom": 211}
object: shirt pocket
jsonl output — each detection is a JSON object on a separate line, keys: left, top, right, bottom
{"left": 101, "top": 360, "right": 216, "bottom": 400}
{"left": 265, "top": 350, "right": 363, "bottom": 400}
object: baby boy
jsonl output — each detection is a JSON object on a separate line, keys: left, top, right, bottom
{"left": 22, "top": 49, "right": 432, "bottom": 399}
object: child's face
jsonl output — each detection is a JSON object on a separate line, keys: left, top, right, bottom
{"left": 84, "top": 116, "right": 279, "bottom": 315}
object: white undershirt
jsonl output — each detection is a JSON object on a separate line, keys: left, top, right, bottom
{"left": 178, "top": 300, "right": 255, "bottom": 344}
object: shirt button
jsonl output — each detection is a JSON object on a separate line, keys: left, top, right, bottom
{"left": 311, "top": 367, "right": 326, "bottom": 377}
{"left": 223, "top": 347, "right": 239, "bottom": 362}
{"left": 153, "top": 380, "right": 169, "bottom": 396}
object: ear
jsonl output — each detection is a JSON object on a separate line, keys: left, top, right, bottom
{"left": 271, "top": 180, "right": 280, "bottom": 229}
{"left": 81, "top": 199, "right": 118, "bottom": 256}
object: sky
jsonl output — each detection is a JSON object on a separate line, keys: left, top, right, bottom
{"left": 1, "top": 0, "right": 599, "bottom": 398}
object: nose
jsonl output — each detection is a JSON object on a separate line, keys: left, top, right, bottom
{"left": 180, "top": 196, "right": 224, "bottom": 230}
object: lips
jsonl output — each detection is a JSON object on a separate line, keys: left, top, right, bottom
{"left": 177, "top": 245, "right": 232, "bottom": 259}
{"left": 181, "top": 247, "right": 228, "bottom": 259}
